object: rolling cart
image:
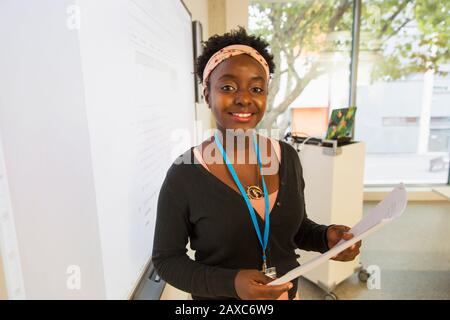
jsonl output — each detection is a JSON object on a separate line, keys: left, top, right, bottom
{"left": 286, "top": 135, "right": 369, "bottom": 300}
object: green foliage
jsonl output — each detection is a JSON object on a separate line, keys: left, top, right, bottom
{"left": 361, "top": 0, "right": 450, "bottom": 81}
{"left": 248, "top": 0, "right": 449, "bottom": 131}
{"left": 250, "top": 0, "right": 353, "bottom": 53}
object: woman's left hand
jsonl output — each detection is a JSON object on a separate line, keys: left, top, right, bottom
{"left": 326, "top": 225, "right": 362, "bottom": 261}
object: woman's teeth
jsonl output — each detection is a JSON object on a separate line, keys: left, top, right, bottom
{"left": 231, "top": 113, "right": 252, "bottom": 118}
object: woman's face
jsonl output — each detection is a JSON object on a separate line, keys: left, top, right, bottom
{"left": 204, "top": 54, "right": 268, "bottom": 132}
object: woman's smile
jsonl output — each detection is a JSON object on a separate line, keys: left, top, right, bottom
{"left": 205, "top": 54, "right": 268, "bottom": 132}
{"left": 228, "top": 111, "right": 256, "bottom": 122}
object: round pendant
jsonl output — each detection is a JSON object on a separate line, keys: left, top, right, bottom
{"left": 247, "top": 185, "right": 263, "bottom": 199}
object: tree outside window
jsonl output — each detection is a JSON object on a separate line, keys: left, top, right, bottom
{"left": 249, "top": 0, "right": 450, "bottom": 185}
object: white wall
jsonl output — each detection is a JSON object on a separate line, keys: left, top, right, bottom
{"left": 183, "top": 0, "right": 209, "bottom": 37}
{"left": 226, "top": 0, "right": 249, "bottom": 31}
{"left": 183, "top": 0, "right": 213, "bottom": 137}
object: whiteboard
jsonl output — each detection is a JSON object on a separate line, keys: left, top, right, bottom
{"left": 0, "top": 0, "right": 195, "bottom": 299}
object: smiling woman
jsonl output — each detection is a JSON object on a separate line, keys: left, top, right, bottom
{"left": 206, "top": 53, "right": 267, "bottom": 129}
{"left": 151, "top": 27, "right": 361, "bottom": 301}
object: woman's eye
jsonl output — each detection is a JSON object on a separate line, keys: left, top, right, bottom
{"left": 252, "top": 87, "right": 264, "bottom": 93}
{"left": 220, "top": 85, "right": 235, "bottom": 92}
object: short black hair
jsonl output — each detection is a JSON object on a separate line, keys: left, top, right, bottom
{"left": 195, "top": 26, "right": 275, "bottom": 86}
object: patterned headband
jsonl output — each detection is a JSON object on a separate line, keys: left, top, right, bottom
{"left": 202, "top": 44, "right": 270, "bottom": 88}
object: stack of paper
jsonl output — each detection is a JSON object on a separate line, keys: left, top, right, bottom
{"left": 269, "top": 183, "right": 407, "bottom": 285}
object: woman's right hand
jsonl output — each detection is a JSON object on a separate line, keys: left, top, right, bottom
{"left": 234, "top": 269, "right": 293, "bottom": 300}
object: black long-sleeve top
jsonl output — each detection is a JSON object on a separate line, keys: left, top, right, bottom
{"left": 152, "top": 140, "right": 330, "bottom": 300}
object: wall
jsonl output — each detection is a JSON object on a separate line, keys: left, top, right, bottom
{"left": 207, "top": 0, "right": 249, "bottom": 36}
{"left": 183, "top": 0, "right": 209, "bottom": 37}
{"left": 226, "top": 0, "right": 249, "bottom": 31}
{"left": 183, "top": 0, "right": 213, "bottom": 136}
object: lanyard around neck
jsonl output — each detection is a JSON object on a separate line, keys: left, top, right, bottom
{"left": 214, "top": 130, "right": 270, "bottom": 263}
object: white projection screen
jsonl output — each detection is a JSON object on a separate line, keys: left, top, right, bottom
{"left": 0, "top": 0, "right": 196, "bottom": 299}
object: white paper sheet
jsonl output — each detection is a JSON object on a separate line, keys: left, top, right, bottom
{"left": 269, "top": 183, "right": 407, "bottom": 286}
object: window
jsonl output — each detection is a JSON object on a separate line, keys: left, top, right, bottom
{"left": 249, "top": 0, "right": 450, "bottom": 185}
{"left": 355, "top": 0, "right": 450, "bottom": 185}
{"left": 248, "top": 0, "right": 353, "bottom": 137}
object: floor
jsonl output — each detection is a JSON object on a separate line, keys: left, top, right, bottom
{"left": 297, "top": 201, "right": 450, "bottom": 300}
{"left": 160, "top": 201, "right": 450, "bottom": 300}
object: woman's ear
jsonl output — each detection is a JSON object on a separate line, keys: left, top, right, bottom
{"left": 204, "top": 87, "right": 210, "bottom": 108}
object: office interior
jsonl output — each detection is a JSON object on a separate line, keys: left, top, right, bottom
{"left": 0, "top": 0, "right": 449, "bottom": 300}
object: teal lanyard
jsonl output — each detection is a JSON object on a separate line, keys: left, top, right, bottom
{"left": 214, "top": 130, "right": 270, "bottom": 266}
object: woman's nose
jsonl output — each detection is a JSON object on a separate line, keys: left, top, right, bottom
{"left": 234, "top": 89, "right": 252, "bottom": 106}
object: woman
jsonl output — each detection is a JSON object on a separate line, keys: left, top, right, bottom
{"left": 152, "top": 27, "right": 361, "bottom": 300}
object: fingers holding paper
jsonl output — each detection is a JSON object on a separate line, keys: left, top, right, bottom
{"left": 234, "top": 269, "right": 293, "bottom": 300}
{"left": 326, "top": 225, "right": 362, "bottom": 261}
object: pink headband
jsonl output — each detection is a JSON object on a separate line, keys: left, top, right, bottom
{"left": 202, "top": 44, "right": 270, "bottom": 88}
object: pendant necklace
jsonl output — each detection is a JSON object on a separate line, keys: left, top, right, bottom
{"left": 246, "top": 163, "right": 263, "bottom": 200}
